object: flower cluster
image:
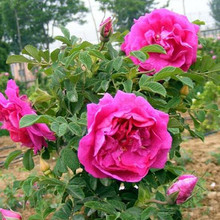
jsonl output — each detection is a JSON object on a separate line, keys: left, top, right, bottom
{"left": 0, "top": 80, "right": 55, "bottom": 153}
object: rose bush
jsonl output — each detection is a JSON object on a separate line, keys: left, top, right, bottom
{"left": 78, "top": 90, "right": 172, "bottom": 182}
{"left": 0, "top": 80, "right": 55, "bottom": 153}
{"left": 167, "top": 174, "right": 198, "bottom": 204}
{"left": 1, "top": 8, "right": 219, "bottom": 220}
{"left": 121, "top": 9, "right": 199, "bottom": 73}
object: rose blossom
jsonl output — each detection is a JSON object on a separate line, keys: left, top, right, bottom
{"left": 0, "top": 80, "right": 55, "bottom": 153}
{"left": 121, "top": 9, "right": 199, "bottom": 73}
{"left": 167, "top": 174, "right": 198, "bottom": 204}
{"left": 212, "top": 55, "right": 217, "bottom": 60}
{"left": 78, "top": 91, "right": 172, "bottom": 182}
{"left": 99, "top": 17, "right": 113, "bottom": 42}
{"left": 0, "top": 208, "right": 22, "bottom": 220}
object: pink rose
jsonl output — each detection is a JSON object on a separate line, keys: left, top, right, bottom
{"left": 78, "top": 91, "right": 172, "bottom": 182}
{"left": 0, "top": 208, "right": 22, "bottom": 220}
{"left": 121, "top": 9, "right": 199, "bottom": 73}
{"left": 167, "top": 174, "right": 198, "bottom": 204}
{"left": 212, "top": 55, "right": 217, "bottom": 60}
{"left": 99, "top": 17, "right": 113, "bottom": 42}
{"left": 198, "top": 44, "right": 203, "bottom": 49}
{"left": 0, "top": 80, "right": 56, "bottom": 154}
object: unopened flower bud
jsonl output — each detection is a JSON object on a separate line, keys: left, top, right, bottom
{"left": 0, "top": 208, "right": 22, "bottom": 220}
{"left": 180, "top": 85, "right": 189, "bottom": 96}
{"left": 167, "top": 174, "right": 198, "bottom": 204}
{"left": 40, "top": 157, "right": 50, "bottom": 172}
{"left": 99, "top": 17, "right": 113, "bottom": 42}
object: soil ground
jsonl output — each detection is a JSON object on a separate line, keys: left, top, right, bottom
{"left": 0, "top": 132, "right": 220, "bottom": 219}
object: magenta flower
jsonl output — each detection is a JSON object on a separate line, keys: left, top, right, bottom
{"left": 99, "top": 17, "right": 113, "bottom": 42}
{"left": 0, "top": 208, "right": 22, "bottom": 220}
{"left": 78, "top": 91, "right": 172, "bottom": 182}
{"left": 198, "top": 44, "right": 203, "bottom": 49}
{"left": 212, "top": 55, "right": 217, "bottom": 60}
{"left": 121, "top": 9, "right": 199, "bottom": 73}
{"left": 167, "top": 174, "right": 198, "bottom": 204}
{"left": 0, "top": 80, "right": 56, "bottom": 154}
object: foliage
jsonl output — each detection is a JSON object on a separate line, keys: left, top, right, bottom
{"left": 209, "top": 0, "right": 220, "bottom": 26}
{"left": 191, "top": 81, "right": 220, "bottom": 132}
{"left": 198, "top": 37, "right": 220, "bottom": 63}
{"left": 0, "top": 41, "right": 10, "bottom": 72}
{"left": 0, "top": 0, "right": 88, "bottom": 53}
{"left": 95, "top": 0, "right": 161, "bottom": 31}
{"left": 3, "top": 23, "right": 220, "bottom": 219}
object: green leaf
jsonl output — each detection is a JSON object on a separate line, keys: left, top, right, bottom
{"left": 66, "top": 185, "right": 85, "bottom": 200}
{"left": 65, "top": 52, "right": 77, "bottom": 68}
{"left": 130, "top": 51, "right": 148, "bottom": 62}
{"left": 54, "top": 36, "right": 72, "bottom": 46}
{"left": 67, "top": 89, "right": 78, "bottom": 102}
{"left": 192, "top": 19, "right": 205, "bottom": 25}
{"left": 113, "top": 57, "right": 123, "bottom": 71}
{"left": 141, "top": 207, "right": 157, "bottom": 220}
{"left": 24, "top": 45, "right": 41, "bottom": 62}
{"left": 68, "top": 122, "right": 82, "bottom": 136}
{"left": 89, "top": 50, "right": 105, "bottom": 60}
{"left": 52, "top": 200, "right": 72, "bottom": 220}
{"left": 39, "top": 50, "right": 50, "bottom": 62}
{"left": 19, "top": 114, "right": 55, "bottom": 128}
{"left": 168, "top": 118, "right": 183, "bottom": 129}
{"left": 61, "top": 148, "right": 79, "bottom": 171}
{"left": 23, "top": 149, "right": 34, "bottom": 171}
{"left": 58, "top": 123, "right": 68, "bottom": 136}
{"left": 141, "top": 44, "right": 166, "bottom": 54}
{"left": 123, "top": 79, "right": 133, "bottom": 93}
{"left": 60, "top": 25, "right": 70, "bottom": 39}
{"left": 195, "top": 110, "right": 206, "bottom": 122}
{"left": 85, "top": 201, "right": 116, "bottom": 215}
{"left": 51, "top": 49, "right": 60, "bottom": 62}
{"left": 140, "top": 81, "right": 166, "bottom": 97}
{"left": 153, "top": 66, "right": 183, "bottom": 81}
{"left": 79, "top": 51, "right": 92, "bottom": 69}
{"left": 176, "top": 76, "right": 194, "bottom": 88}
{"left": 4, "top": 150, "right": 22, "bottom": 169}
{"left": 6, "top": 55, "right": 32, "bottom": 64}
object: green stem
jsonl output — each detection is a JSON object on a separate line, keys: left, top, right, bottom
{"left": 145, "top": 199, "right": 168, "bottom": 205}
{"left": 99, "top": 42, "right": 105, "bottom": 51}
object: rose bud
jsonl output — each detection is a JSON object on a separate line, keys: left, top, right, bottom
{"left": 180, "top": 85, "right": 189, "bottom": 96}
{"left": 212, "top": 55, "right": 217, "bottom": 60}
{"left": 0, "top": 208, "right": 22, "bottom": 220}
{"left": 99, "top": 17, "right": 113, "bottom": 42}
{"left": 167, "top": 174, "right": 198, "bottom": 204}
{"left": 40, "top": 157, "right": 50, "bottom": 172}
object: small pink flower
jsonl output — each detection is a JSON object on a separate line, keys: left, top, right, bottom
{"left": 217, "top": 36, "right": 220, "bottom": 40}
{"left": 198, "top": 44, "right": 203, "bottom": 49}
{"left": 78, "top": 91, "right": 172, "bottom": 182}
{"left": 0, "top": 208, "right": 22, "bottom": 220}
{"left": 4, "top": 72, "right": 9, "bottom": 76}
{"left": 212, "top": 55, "right": 217, "bottom": 60}
{"left": 121, "top": 9, "right": 199, "bottom": 73}
{"left": 0, "top": 80, "right": 56, "bottom": 154}
{"left": 167, "top": 174, "right": 198, "bottom": 204}
{"left": 99, "top": 17, "right": 113, "bottom": 42}
{"left": 210, "top": 50, "right": 214, "bottom": 54}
